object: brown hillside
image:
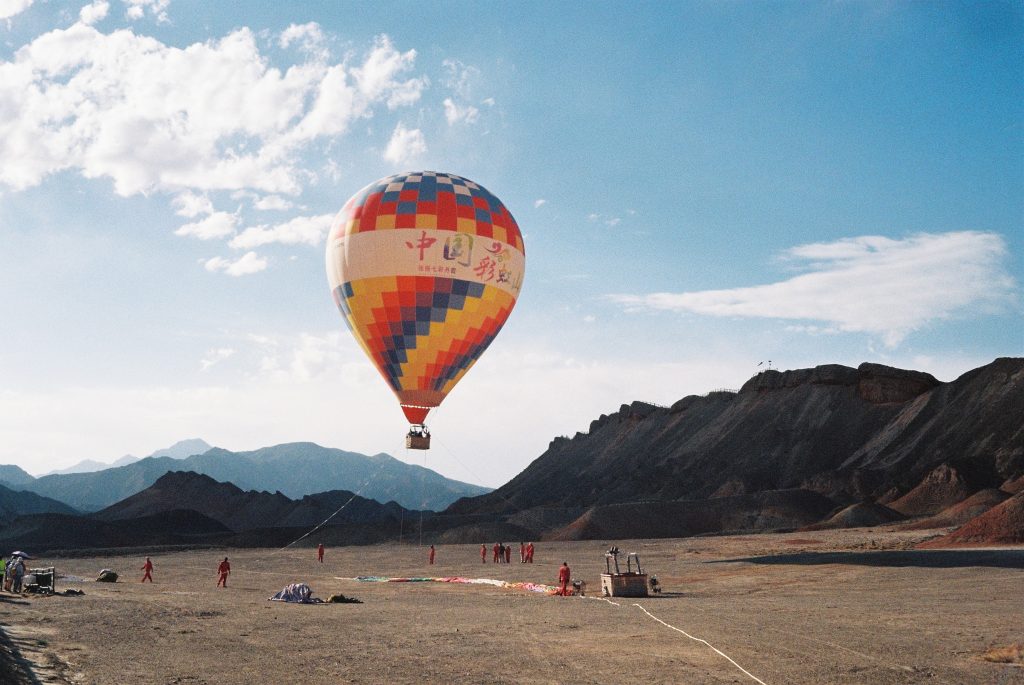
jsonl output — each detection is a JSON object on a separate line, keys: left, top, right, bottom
{"left": 802, "top": 501, "right": 905, "bottom": 531}
{"left": 449, "top": 358, "right": 1023, "bottom": 521}
{"left": 917, "top": 493, "right": 1024, "bottom": 547}
{"left": 545, "top": 489, "right": 836, "bottom": 541}
{"left": 901, "top": 488, "right": 1011, "bottom": 530}
{"left": 888, "top": 464, "right": 974, "bottom": 516}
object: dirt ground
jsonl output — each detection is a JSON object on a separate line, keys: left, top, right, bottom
{"left": 0, "top": 527, "right": 1021, "bottom": 684}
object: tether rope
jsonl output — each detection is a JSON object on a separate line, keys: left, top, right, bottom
{"left": 629, "top": 602, "right": 768, "bottom": 685}
{"left": 265, "top": 437, "right": 407, "bottom": 556}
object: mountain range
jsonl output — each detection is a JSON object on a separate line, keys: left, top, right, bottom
{"left": 40, "top": 438, "right": 212, "bottom": 476}
{"left": 1, "top": 442, "right": 489, "bottom": 512}
{"left": 0, "top": 357, "right": 1019, "bottom": 550}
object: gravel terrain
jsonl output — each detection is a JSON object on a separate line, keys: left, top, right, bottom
{"left": 0, "top": 527, "right": 1021, "bottom": 684}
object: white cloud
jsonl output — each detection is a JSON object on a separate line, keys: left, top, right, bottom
{"left": 278, "top": 22, "right": 325, "bottom": 53}
{"left": 203, "top": 251, "right": 267, "bottom": 276}
{"left": 384, "top": 123, "right": 426, "bottom": 165}
{"left": 79, "top": 0, "right": 109, "bottom": 25}
{"left": 352, "top": 35, "right": 427, "bottom": 110}
{"left": 172, "top": 190, "right": 214, "bottom": 218}
{"left": 123, "top": 0, "right": 169, "bottom": 22}
{"left": 441, "top": 58, "right": 480, "bottom": 100}
{"left": 253, "top": 194, "right": 294, "bottom": 211}
{"left": 481, "top": 97, "right": 495, "bottom": 107}
{"left": 229, "top": 213, "right": 333, "bottom": 249}
{"left": 200, "top": 347, "right": 235, "bottom": 371}
{"left": 611, "top": 231, "right": 1017, "bottom": 347}
{"left": 175, "top": 211, "right": 238, "bottom": 240}
{"left": 533, "top": 199, "right": 546, "bottom": 208}
{"left": 605, "top": 217, "right": 620, "bottom": 227}
{"left": 443, "top": 97, "right": 479, "bottom": 125}
{"left": 0, "top": 0, "right": 33, "bottom": 21}
{"left": 0, "top": 26, "right": 425, "bottom": 196}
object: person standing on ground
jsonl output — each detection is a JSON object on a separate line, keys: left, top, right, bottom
{"left": 504, "top": 544, "right": 511, "bottom": 564}
{"left": 492, "top": 542, "right": 500, "bottom": 563}
{"left": 519, "top": 542, "right": 526, "bottom": 563}
{"left": 480, "top": 544, "right": 487, "bottom": 563}
{"left": 558, "top": 562, "right": 571, "bottom": 596}
{"left": 141, "top": 557, "right": 154, "bottom": 583}
{"left": 10, "top": 557, "right": 24, "bottom": 594}
{"left": 217, "top": 557, "right": 231, "bottom": 587}
{"left": 526, "top": 541, "right": 535, "bottom": 563}
{"left": 428, "top": 545, "right": 435, "bottom": 565}
{"left": 317, "top": 543, "right": 325, "bottom": 563}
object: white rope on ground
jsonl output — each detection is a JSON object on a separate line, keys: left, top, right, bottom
{"left": 630, "top": 602, "right": 768, "bottom": 685}
{"left": 584, "top": 595, "right": 620, "bottom": 607}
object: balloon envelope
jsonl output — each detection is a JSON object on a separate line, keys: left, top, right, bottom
{"left": 326, "top": 171, "right": 525, "bottom": 424}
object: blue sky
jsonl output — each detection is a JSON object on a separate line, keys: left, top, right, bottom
{"left": 0, "top": 0, "right": 1020, "bottom": 487}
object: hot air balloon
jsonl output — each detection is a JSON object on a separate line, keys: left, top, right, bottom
{"left": 326, "top": 171, "right": 525, "bottom": 449}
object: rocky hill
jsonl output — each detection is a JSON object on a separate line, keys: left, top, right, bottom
{"left": 94, "top": 471, "right": 407, "bottom": 531}
{"left": 16, "top": 442, "right": 489, "bottom": 511}
{"left": 450, "top": 358, "right": 1022, "bottom": 516}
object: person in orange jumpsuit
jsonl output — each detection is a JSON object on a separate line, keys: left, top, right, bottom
{"left": 519, "top": 542, "right": 526, "bottom": 563}
{"left": 217, "top": 557, "right": 231, "bottom": 587}
{"left": 558, "top": 562, "right": 571, "bottom": 596}
{"left": 317, "top": 543, "right": 324, "bottom": 563}
{"left": 428, "top": 545, "right": 436, "bottom": 565}
{"left": 480, "top": 544, "right": 487, "bottom": 563}
{"left": 140, "top": 557, "right": 153, "bottom": 583}
{"left": 492, "top": 542, "right": 500, "bottom": 563}
{"left": 526, "top": 542, "right": 534, "bottom": 563}
{"left": 504, "top": 544, "right": 511, "bottom": 564}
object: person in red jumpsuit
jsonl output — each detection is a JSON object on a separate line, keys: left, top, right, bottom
{"left": 526, "top": 542, "right": 534, "bottom": 563}
{"left": 558, "top": 562, "right": 571, "bottom": 596}
{"left": 504, "top": 545, "right": 511, "bottom": 564}
{"left": 480, "top": 544, "right": 487, "bottom": 563}
{"left": 217, "top": 557, "right": 231, "bottom": 587}
{"left": 140, "top": 557, "right": 153, "bottom": 583}
{"left": 492, "top": 542, "right": 500, "bottom": 563}
{"left": 428, "top": 545, "right": 436, "bottom": 565}
{"left": 317, "top": 543, "right": 324, "bottom": 563}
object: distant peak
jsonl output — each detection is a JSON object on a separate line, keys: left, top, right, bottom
{"left": 147, "top": 438, "right": 213, "bottom": 460}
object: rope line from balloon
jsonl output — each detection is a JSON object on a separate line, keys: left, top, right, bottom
{"left": 265, "top": 438, "right": 407, "bottom": 557}
{"left": 629, "top": 602, "right": 768, "bottom": 685}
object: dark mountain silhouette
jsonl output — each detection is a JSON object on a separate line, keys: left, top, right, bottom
{"left": 437, "top": 357, "right": 1023, "bottom": 543}
{"left": 0, "top": 483, "right": 78, "bottom": 524}
{"left": 0, "top": 510, "right": 231, "bottom": 551}
{"left": 449, "top": 358, "right": 1023, "bottom": 520}
{"left": 18, "top": 442, "right": 489, "bottom": 511}
{"left": 94, "top": 471, "right": 407, "bottom": 531}
{"left": 1, "top": 472, "right": 497, "bottom": 552}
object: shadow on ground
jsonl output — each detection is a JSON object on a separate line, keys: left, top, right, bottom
{"left": 0, "top": 623, "right": 41, "bottom": 685}
{"left": 715, "top": 549, "right": 1024, "bottom": 569}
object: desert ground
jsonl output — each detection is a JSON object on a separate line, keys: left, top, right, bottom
{"left": 0, "top": 528, "right": 1021, "bottom": 685}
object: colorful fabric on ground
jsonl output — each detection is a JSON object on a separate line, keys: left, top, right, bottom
{"left": 353, "top": 576, "right": 560, "bottom": 595}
